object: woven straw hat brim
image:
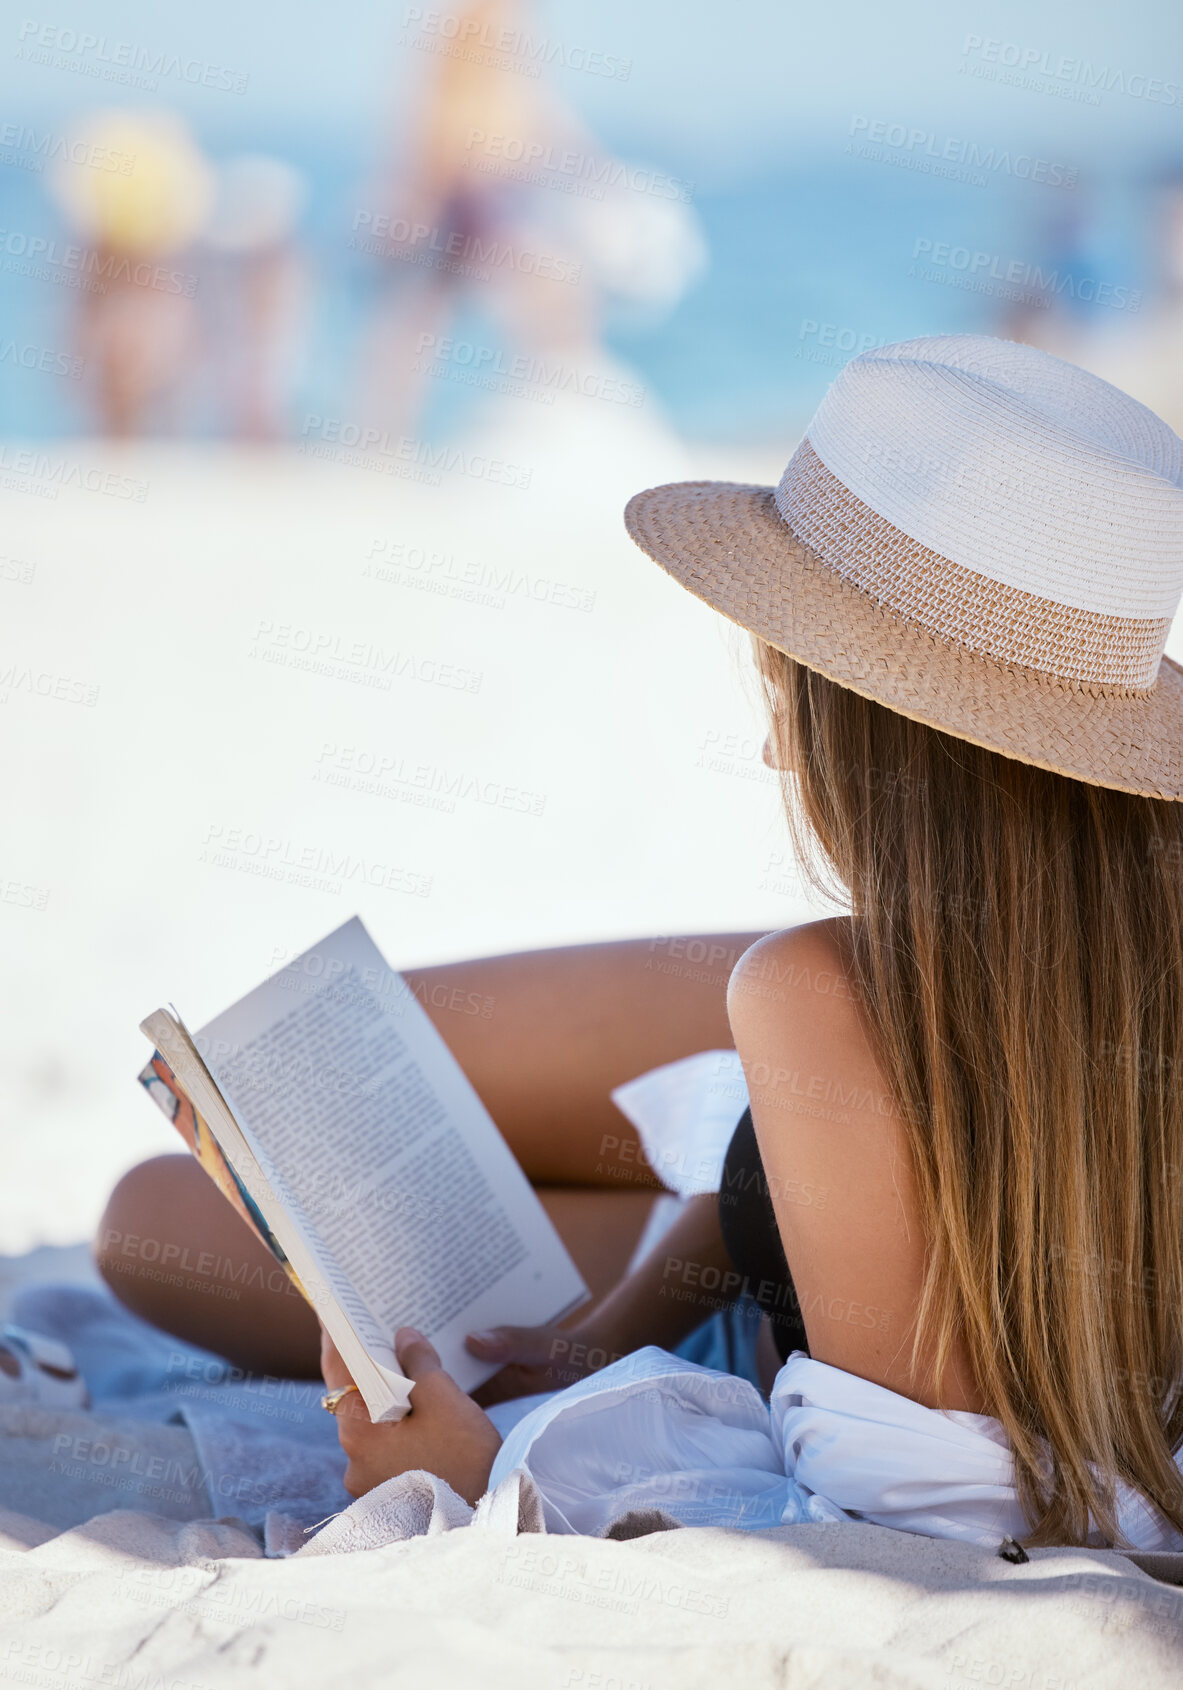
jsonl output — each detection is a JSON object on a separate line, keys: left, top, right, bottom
{"left": 625, "top": 481, "right": 1183, "bottom": 801}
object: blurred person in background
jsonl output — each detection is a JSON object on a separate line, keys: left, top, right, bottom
{"left": 201, "top": 155, "right": 310, "bottom": 441}
{"left": 1084, "top": 178, "right": 1183, "bottom": 437}
{"left": 49, "top": 110, "right": 213, "bottom": 436}
{"left": 354, "top": 0, "right": 704, "bottom": 437}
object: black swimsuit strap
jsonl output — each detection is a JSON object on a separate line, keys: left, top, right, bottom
{"left": 717, "top": 1106, "right": 809, "bottom": 1363}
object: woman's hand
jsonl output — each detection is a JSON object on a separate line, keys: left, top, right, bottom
{"left": 465, "top": 1316, "right": 627, "bottom": 1406}
{"left": 466, "top": 1194, "right": 737, "bottom": 1405}
{"left": 320, "top": 1326, "right": 502, "bottom": 1504}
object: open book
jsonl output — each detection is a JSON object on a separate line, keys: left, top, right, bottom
{"left": 137, "top": 917, "right": 589, "bottom": 1421}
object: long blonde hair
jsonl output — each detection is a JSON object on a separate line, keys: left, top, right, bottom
{"left": 754, "top": 637, "right": 1183, "bottom": 1547}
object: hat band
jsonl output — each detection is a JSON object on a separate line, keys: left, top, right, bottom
{"left": 774, "top": 439, "right": 1168, "bottom": 693}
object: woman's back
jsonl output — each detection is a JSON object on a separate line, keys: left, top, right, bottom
{"left": 727, "top": 916, "right": 986, "bottom": 1413}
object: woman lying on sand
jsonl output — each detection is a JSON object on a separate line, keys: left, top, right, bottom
{"left": 97, "top": 335, "right": 1183, "bottom": 1549}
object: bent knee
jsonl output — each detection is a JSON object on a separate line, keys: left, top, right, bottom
{"left": 94, "top": 1153, "right": 195, "bottom": 1288}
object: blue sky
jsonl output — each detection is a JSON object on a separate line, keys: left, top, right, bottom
{"left": 2, "top": 0, "right": 1178, "bottom": 184}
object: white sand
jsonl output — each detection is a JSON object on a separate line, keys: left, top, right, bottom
{"left": 3, "top": 1475, "right": 1183, "bottom": 1689}
{"left": 0, "top": 369, "right": 820, "bottom": 1251}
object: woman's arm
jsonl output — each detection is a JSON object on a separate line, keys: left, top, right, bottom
{"left": 467, "top": 1191, "right": 736, "bottom": 1401}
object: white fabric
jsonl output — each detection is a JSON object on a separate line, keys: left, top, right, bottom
{"left": 490, "top": 1349, "right": 789, "bottom": 1536}
{"left": 490, "top": 1343, "right": 1183, "bottom": 1553}
{"left": 796, "top": 334, "right": 1183, "bottom": 618}
{"left": 545, "top": 1049, "right": 1183, "bottom": 1551}
{"left": 610, "top": 1048, "right": 747, "bottom": 1196}
{"left": 625, "top": 1190, "right": 689, "bottom": 1271}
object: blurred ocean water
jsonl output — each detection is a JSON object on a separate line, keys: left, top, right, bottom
{"left": 0, "top": 145, "right": 1159, "bottom": 443}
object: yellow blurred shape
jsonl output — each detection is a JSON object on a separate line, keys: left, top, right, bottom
{"left": 49, "top": 108, "right": 214, "bottom": 256}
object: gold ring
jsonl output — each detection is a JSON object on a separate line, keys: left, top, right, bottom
{"left": 321, "top": 1384, "right": 360, "bottom": 1414}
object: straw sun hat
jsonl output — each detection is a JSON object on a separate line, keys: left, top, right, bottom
{"left": 624, "top": 334, "right": 1183, "bottom": 800}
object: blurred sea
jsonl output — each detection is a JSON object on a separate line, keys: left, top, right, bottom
{"left": 0, "top": 144, "right": 1163, "bottom": 443}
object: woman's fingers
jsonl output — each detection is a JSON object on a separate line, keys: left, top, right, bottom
{"left": 465, "top": 1324, "right": 549, "bottom": 1363}
{"left": 466, "top": 1322, "right": 585, "bottom": 1406}
{"left": 394, "top": 1326, "right": 444, "bottom": 1382}
{"left": 319, "top": 1324, "right": 352, "bottom": 1389}
{"left": 464, "top": 1327, "right": 510, "bottom": 1359}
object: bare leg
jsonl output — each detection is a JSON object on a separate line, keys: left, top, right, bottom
{"left": 96, "top": 933, "right": 764, "bottom": 1373}
{"left": 96, "top": 1157, "right": 660, "bottom": 1377}
{"left": 400, "top": 934, "right": 761, "bottom": 1185}
{"left": 98, "top": 1155, "right": 322, "bottom": 1376}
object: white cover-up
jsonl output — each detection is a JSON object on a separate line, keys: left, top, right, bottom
{"left": 488, "top": 1051, "right": 1183, "bottom": 1552}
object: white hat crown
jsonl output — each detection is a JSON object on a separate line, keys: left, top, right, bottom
{"left": 775, "top": 335, "right": 1183, "bottom": 690}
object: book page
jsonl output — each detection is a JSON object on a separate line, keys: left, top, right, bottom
{"left": 139, "top": 1008, "right": 416, "bottom": 1422}
{"left": 194, "top": 917, "right": 589, "bottom": 1393}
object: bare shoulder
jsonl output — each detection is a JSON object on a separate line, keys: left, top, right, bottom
{"left": 727, "top": 914, "right": 895, "bottom": 1133}
{"left": 727, "top": 917, "right": 869, "bottom": 1064}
